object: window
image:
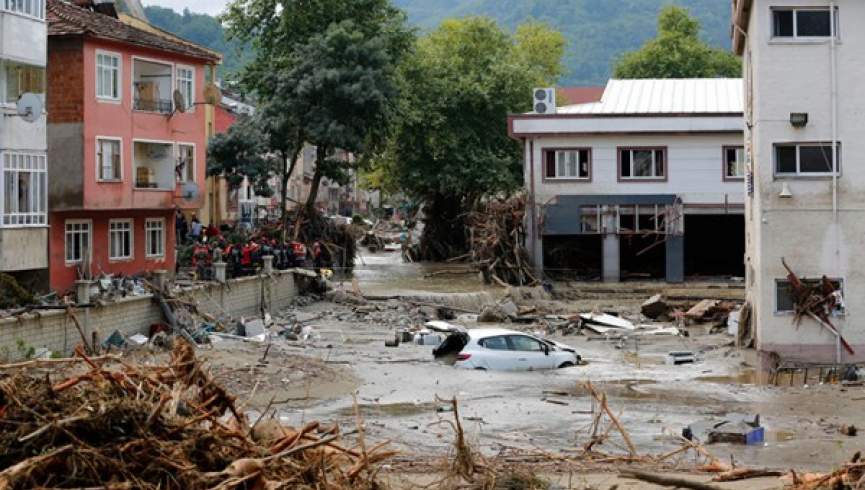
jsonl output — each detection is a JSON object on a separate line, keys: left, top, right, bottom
{"left": 109, "top": 220, "right": 133, "bottom": 260}
{"left": 479, "top": 336, "right": 509, "bottom": 350}
{"left": 3, "top": 61, "right": 45, "bottom": 104}
{"left": 96, "top": 52, "right": 121, "bottom": 100}
{"left": 775, "top": 143, "right": 839, "bottom": 176}
{"left": 176, "top": 66, "right": 194, "bottom": 110}
{"left": 97, "top": 138, "right": 122, "bottom": 181}
{"left": 2, "top": 0, "right": 44, "bottom": 18}
{"left": 544, "top": 149, "right": 590, "bottom": 179}
{"left": 65, "top": 220, "right": 91, "bottom": 264}
{"left": 776, "top": 278, "right": 844, "bottom": 314}
{"left": 2, "top": 153, "right": 47, "bottom": 226}
{"left": 724, "top": 146, "right": 745, "bottom": 180}
{"left": 772, "top": 7, "right": 837, "bottom": 39}
{"left": 620, "top": 148, "right": 666, "bottom": 180}
{"left": 176, "top": 144, "right": 194, "bottom": 182}
{"left": 145, "top": 218, "right": 165, "bottom": 258}
{"left": 508, "top": 335, "right": 544, "bottom": 352}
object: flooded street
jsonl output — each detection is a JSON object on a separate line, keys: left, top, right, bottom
{"left": 203, "top": 251, "right": 865, "bottom": 484}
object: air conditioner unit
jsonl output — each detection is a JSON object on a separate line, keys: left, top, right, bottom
{"left": 533, "top": 87, "right": 556, "bottom": 115}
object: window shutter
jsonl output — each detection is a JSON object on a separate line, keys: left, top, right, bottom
{"left": 545, "top": 151, "right": 555, "bottom": 178}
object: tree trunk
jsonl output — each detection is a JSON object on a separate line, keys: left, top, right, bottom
{"left": 280, "top": 146, "right": 301, "bottom": 238}
{"left": 419, "top": 193, "right": 470, "bottom": 261}
{"left": 304, "top": 147, "right": 327, "bottom": 215}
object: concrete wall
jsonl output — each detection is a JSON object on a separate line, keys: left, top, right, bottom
{"left": 745, "top": 0, "right": 865, "bottom": 363}
{"left": 0, "top": 12, "right": 46, "bottom": 66}
{"left": 0, "top": 270, "right": 300, "bottom": 359}
{"left": 0, "top": 227, "right": 47, "bottom": 270}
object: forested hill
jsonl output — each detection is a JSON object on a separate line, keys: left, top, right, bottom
{"left": 392, "top": 0, "right": 732, "bottom": 85}
{"left": 139, "top": 0, "right": 732, "bottom": 85}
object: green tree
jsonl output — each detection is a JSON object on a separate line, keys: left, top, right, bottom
{"left": 613, "top": 5, "right": 740, "bottom": 79}
{"left": 379, "top": 17, "right": 564, "bottom": 259}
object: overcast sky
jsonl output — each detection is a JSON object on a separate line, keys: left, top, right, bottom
{"left": 143, "top": 0, "right": 226, "bottom": 16}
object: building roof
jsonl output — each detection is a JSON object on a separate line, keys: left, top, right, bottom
{"left": 557, "top": 87, "right": 605, "bottom": 106}
{"left": 47, "top": 0, "right": 221, "bottom": 63}
{"left": 556, "top": 78, "right": 743, "bottom": 115}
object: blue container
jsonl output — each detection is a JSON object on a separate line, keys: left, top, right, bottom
{"left": 746, "top": 427, "right": 765, "bottom": 445}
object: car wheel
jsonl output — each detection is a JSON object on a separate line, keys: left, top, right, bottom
{"left": 557, "top": 362, "right": 575, "bottom": 369}
{"left": 474, "top": 367, "right": 487, "bottom": 371}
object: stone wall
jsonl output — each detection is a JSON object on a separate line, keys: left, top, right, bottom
{"left": 0, "top": 271, "right": 300, "bottom": 359}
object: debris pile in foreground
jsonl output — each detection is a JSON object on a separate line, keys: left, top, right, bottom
{"left": 0, "top": 341, "right": 393, "bottom": 489}
{"left": 468, "top": 195, "right": 538, "bottom": 287}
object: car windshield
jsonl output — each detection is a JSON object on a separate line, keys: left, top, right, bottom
{"left": 508, "top": 335, "right": 543, "bottom": 352}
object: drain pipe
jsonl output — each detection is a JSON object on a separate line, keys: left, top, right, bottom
{"left": 830, "top": 1, "right": 841, "bottom": 365}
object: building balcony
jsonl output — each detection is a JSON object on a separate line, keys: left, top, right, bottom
{"left": 133, "top": 141, "right": 175, "bottom": 190}
{"left": 0, "top": 227, "right": 47, "bottom": 271}
{"left": 132, "top": 58, "right": 172, "bottom": 114}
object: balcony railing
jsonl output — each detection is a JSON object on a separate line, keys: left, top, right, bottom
{"left": 134, "top": 97, "right": 172, "bottom": 114}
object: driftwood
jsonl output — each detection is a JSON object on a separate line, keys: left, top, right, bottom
{"left": 468, "top": 195, "right": 539, "bottom": 287}
{"left": 619, "top": 470, "right": 723, "bottom": 490}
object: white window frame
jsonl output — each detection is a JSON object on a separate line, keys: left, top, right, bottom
{"left": 619, "top": 147, "right": 667, "bottom": 181}
{"left": 544, "top": 148, "right": 591, "bottom": 180}
{"left": 176, "top": 64, "right": 195, "bottom": 113}
{"left": 770, "top": 7, "right": 839, "bottom": 41}
{"left": 2, "top": 60, "right": 47, "bottom": 105}
{"left": 145, "top": 218, "right": 165, "bottom": 258}
{"left": 64, "top": 219, "right": 92, "bottom": 265}
{"left": 96, "top": 136, "right": 123, "bottom": 182}
{"left": 2, "top": 0, "right": 45, "bottom": 19}
{"left": 175, "top": 142, "right": 195, "bottom": 183}
{"left": 95, "top": 50, "right": 122, "bottom": 102}
{"left": 108, "top": 219, "right": 133, "bottom": 261}
{"left": 773, "top": 142, "right": 840, "bottom": 178}
{"left": 1, "top": 152, "right": 47, "bottom": 227}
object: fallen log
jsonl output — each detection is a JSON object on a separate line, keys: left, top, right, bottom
{"left": 619, "top": 470, "right": 723, "bottom": 490}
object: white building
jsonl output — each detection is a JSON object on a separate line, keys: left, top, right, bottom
{"left": 0, "top": 0, "right": 48, "bottom": 281}
{"left": 733, "top": 0, "right": 862, "bottom": 365}
{"left": 509, "top": 79, "right": 745, "bottom": 282}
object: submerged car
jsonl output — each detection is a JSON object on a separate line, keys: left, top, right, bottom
{"left": 431, "top": 325, "right": 580, "bottom": 371}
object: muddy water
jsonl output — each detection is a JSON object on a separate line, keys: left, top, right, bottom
{"left": 351, "top": 250, "right": 491, "bottom": 296}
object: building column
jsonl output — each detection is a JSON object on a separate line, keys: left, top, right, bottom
{"left": 665, "top": 235, "right": 684, "bottom": 283}
{"left": 602, "top": 212, "right": 620, "bottom": 282}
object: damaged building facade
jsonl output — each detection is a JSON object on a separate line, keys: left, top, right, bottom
{"left": 733, "top": 0, "right": 864, "bottom": 364}
{"left": 45, "top": 0, "right": 220, "bottom": 293}
{"left": 0, "top": 0, "right": 48, "bottom": 283}
{"left": 509, "top": 79, "right": 745, "bottom": 282}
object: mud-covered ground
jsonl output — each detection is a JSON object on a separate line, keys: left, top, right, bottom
{"left": 197, "top": 252, "right": 865, "bottom": 487}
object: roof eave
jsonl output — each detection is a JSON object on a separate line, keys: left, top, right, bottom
{"left": 732, "top": 0, "right": 753, "bottom": 55}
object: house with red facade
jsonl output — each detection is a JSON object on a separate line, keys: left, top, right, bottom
{"left": 45, "top": 0, "right": 220, "bottom": 293}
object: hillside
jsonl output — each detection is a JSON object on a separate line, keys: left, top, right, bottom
{"left": 136, "top": 0, "right": 732, "bottom": 85}
{"left": 393, "top": 0, "right": 733, "bottom": 85}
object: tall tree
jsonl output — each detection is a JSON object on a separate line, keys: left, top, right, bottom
{"left": 378, "top": 17, "right": 565, "bottom": 259}
{"left": 221, "top": 0, "right": 411, "bottom": 216}
{"left": 613, "top": 5, "right": 740, "bottom": 79}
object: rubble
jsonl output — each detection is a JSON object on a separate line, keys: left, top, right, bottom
{"left": 0, "top": 340, "right": 394, "bottom": 489}
{"left": 641, "top": 294, "right": 671, "bottom": 320}
{"left": 467, "top": 195, "right": 539, "bottom": 287}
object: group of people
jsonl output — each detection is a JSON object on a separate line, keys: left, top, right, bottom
{"left": 175, "top": 211, "right": 219, "bottom": 244}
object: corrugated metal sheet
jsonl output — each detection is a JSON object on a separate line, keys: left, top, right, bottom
{"left": 556, "top": 79, "right": 743, "bottom": 115}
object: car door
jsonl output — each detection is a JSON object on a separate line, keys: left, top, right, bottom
{"left": 476, "top": 335, "right": 515, "bottom": 370}
{"left": 507, "top": 335, "right": 555, "bottom": 371}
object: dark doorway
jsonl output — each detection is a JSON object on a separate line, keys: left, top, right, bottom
{"left": 684, "top": 214, "right": 745, "bottom": 278}
{"left": 542, "top": 235, "right": 602, "bottom": 280}
{"left": 618, "top": 214, "right": 666, "bottom": 280}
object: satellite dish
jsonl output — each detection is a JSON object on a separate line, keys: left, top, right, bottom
{"left": 203, "top": 83, "right": 223, "bottom": 106}
{"left": 182, "top": 182, "right": 199, "bottom": 200}
{"left": 172, "top": 89, "right": 186, "bottom": 113}
{"left": 16, "top": 93, "right": 42, "bottom": 123}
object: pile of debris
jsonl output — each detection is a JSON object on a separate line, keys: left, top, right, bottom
{"left": 782, "top": 258, "right": 853, "bottom": 355}
{"left": 0, "top": 340, "right": 393, "bottom": 489}
{"left": 468, "top": 195, "right": 538, "bottom": 287}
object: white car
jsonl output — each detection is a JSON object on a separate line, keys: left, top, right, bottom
{"left": 432, "top": 326, "right": 580, "bottom": 371}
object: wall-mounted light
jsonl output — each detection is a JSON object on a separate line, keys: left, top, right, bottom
{"left": 779, "top": 182, "right": 793, "bottom": 199}
{"left": 790, "top": 112, "right": 809, "bottom": 128}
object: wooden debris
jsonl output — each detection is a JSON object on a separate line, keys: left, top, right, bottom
{"left": 468, "top": 195, "right": 539, "bottom": 287}
{"left": 619, "top": 470, "right": 723, "bottom": 490}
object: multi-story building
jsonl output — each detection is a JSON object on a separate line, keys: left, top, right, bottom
{"left": 509, "top": 79, "right": 745, "bottom": 282}
{"left": 0, "top": 0, "right": 48, "bottom": 284}
{"left": 733, "top": 0, "right": 861, "bottom": 364}
{"left": 46, "top": 0, "right": 220, "bottom": 293}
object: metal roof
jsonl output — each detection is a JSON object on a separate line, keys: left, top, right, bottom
{"left": 556, "top": 78, "right": 743, "bottom": 115}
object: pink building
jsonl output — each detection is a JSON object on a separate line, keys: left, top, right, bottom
{"left": 46, "top": 0, "right": 220, "bottom": 293}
